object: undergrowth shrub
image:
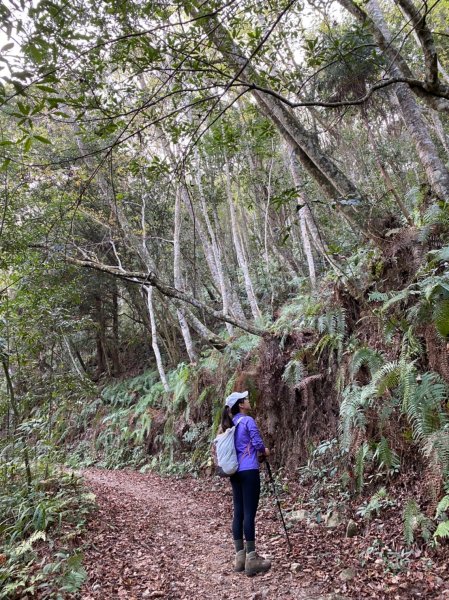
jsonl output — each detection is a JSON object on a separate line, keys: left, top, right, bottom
{"left": 68, "top": 334, "right": 252, "bottom": 473}
{"left": 0, "top": 460, "right": 94, "bottom": 599}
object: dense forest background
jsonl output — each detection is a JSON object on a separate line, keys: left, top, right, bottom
{"left": 1, "top": 0, "right": 449, "bottom": 596}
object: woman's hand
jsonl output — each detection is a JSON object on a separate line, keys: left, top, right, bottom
{"left": 258, "top": 448, "right": 270, "bottom": 462}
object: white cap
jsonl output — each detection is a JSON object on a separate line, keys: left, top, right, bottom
{"left": 225, "top": 390, "right": 248, "bottom": 409}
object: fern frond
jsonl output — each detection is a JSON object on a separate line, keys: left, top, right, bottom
{"left": 434, "top": 520, "right": 449, "bottom": 541}
{"left": 198, "top": 348, "right": 221, "bottom": 373}
{"left": 282, "top": 358, "right": 306, "bottom": 389}
{"left": 195, "top": 385, "right": 214, "bottom": 406}
{"left": 404, "top": 372, "right": 448, "bottom": 442}
{"left": 372, "top": 361, "right": 401, "bottom": 395}
{"left": 355, "top": 441, "right": 370, "bottom": 494}
{"left": 403, "top": 498, "right": 420, "bottom": 545}
{"left": 433, "top": 299, "right": 449, "bottom": 338}
{"left": 381, "top": 289, "right": 411, "bottom": 312}
{"left": 436, "top": 495, "right": 449, "bottom": 519}
{"left": 423, "top": 427, "right": 449, "bottom": 476}
{"left": 403, "top": 498, "right": 434, "bottom": 545}
{"left": 224, "top": 373, "right": 237, "bottom": 398}
{"left": 224, "top": 333, "right": 260, "bottom": 365}
{"left": 430, "top": 245, "right": 449, "bottom": 263}
{"left": 401, "top": 327, "right": 423, "bottom": 359}
{"left": 373, "top": 436, "right": 400, "bottom": 471}
{"left": 170, "top": 363, "right": 192, "bottom": 409}
{"left": 13, "top": 530, "right": 46, "bottom": 557}
{"left": 368, "top": 291, "right": 389, "bottom": 302}
{"left": 339, "top": 384, "right": 369, "bottom": 450}
{"left": 350, "top": 347, "right": 384, "bottom": 378}
{"left": 405, "top": 185, "right": 422, "bottom": 208}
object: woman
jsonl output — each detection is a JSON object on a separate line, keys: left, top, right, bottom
{"left": 221, "top": 390, "right": 271, "bottom": 577}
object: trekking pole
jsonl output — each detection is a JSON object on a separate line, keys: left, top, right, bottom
{"left": 264, "top": 460, "right": 292, "bottom": 553}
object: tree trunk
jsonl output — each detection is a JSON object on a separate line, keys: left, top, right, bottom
{"left": 185, "top": 0, "right": 363, "bottom": 206}
{"left": 338, "top": 0, "right": 449, "bottom": 112}
{"left": 2, "top": 359, "right": 32, "bottom": 487}
{"left": 338, "top": 0, "right": 449, "bottom": 199}
{"left": 144, "top": 285, "right": 169, "bottom": 392}
{"left": 193, "top": 157, "right": 233, "bottom": 333}
{"left": 285, "top": 144, "right": 317, "bottom": 288}
{"left": 431, "top": 111, "right": 449, "bottom": 157}
{"left": 362, "top": 112, "right": 414, "bottom": 225}
{"left": 174, "top": 189, "right": 198, "bottom": 362}
{"left": 224, "top": 155, "right": 262, "bottom": 321}
{"left": 75, "top": 132, "right": 172, "bottom": 389}
{"left": 94, "top": 295, "right": 109, "bottom": 378}
{"left": 110, "top": 282, "right": 121, "bottom": 375}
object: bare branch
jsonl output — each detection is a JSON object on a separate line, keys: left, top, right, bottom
{"left": 395, "top": 0, "right": 439, "bottom": 87}
{"left": 64, "top": 256, "right": 267, "bottom": 338}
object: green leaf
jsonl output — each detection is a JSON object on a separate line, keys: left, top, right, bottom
{"left": 436, "top": 495, "right": 449, "bottom": 519}
{"left": 28, "top": 44, "right": 44, "bottom": 63}
{"left": 434, "top": 299, "right": 449, "bottom": 338}
{"left": 31, "top": 102, "right": 45, "bottom": 116}
{"left": 11, "top": 70, "right": 33, "bottom": 81}
{"left": 429, "top": 246, "right": 449, "bottom": 263}
{"left": 24, "top": 137, "right": 32, "bottom": 152}
{"left": 434, "top": 520, "right": 449, "bottom": 541}
{"left": 0, "top": 158, "right": 11, "bottom": 171}
{"left": 36, "top": 84, "right": 58, "bottom": 94}
{"left": 1, "top": 42, "right": 14, "bottom": 52}
{"left": 33, "top": 135, "right": 51, "bottom": 144}
{"left": 17, "top": 101, "right": 30, "bottom": 115}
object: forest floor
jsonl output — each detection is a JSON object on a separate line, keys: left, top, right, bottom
{"left": 79, "top": 469, "right": 449, "bottom": 600}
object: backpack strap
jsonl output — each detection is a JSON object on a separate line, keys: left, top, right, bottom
{"left": 234, "top": 417, "right": 249, "bottom": 466}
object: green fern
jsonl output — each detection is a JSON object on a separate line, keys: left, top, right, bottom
{"left": 12, "top": 530, "right": 46, "bottom": 557}
{"left": 433, "top": 299, "right": 449, "bottom": 338}
{"left": 434, "top": 520, "right": 449, "bottom": 542}
{"left": 373, "top": 436, "right": 400, "bottom": 472}
{"left": 356, "top": 487, "right": 390, "bottom": 519}
{"left": 224, "top": 373, "right": 237, "bottom": 398}
{"left": 417, "top": 202, "right": 448, "bottom": 241}
{"left": 198, "top": 348, "right": 221, "bottom": 373}
{"left": 195, "top": 385, "right": 215, "bottom": 406}
{"left": 271, "top": 296, "right": 322, "bottom": 335}
{"left": 430, "top": 245, "right": 449, "bottom": 263}
{"left": 59, "top": 552, "right": 87, "bottom": 593}
{"left": 403, "top": 499, "right": 427, "bottom": 545}
{"left": 282, "top": 358, "right": 306, "bottom": 388}
{"left": 368, "top": 291, "right": 389, "bottom": 302}
{"left": 436, "top": 495, "right": 449, "bottom": 519}
{"left": 403, "top": 372, "right": 448, "bottom": 442}
{"left": 169, "top": 363, "right": 192, "bottom": 410}
{"left": 224, "top": 333, "right": 260, "bottom": 364}
{"left": 350, "top": 347, "right": 384, "bottom": 378}
{"left": 372, "top": 361, "right": 402, "bottom": 395}
{"left": 401, "top": 327, "right": 423, "bottom": 359}
{"left": 339, "top": 384, "right": 370, "bottom": 450}
{"left": 355, "top": 442, "right": 370, "bottom": 494}
{"left": 423, "top": 427, "right": 449, "bottom": 478}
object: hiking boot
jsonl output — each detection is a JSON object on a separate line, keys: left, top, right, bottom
{"left": 234, "top": 549, "right": 246, "bottom": 572}
{"left": 245, "top": 551, "right": 271, "bottom": 577}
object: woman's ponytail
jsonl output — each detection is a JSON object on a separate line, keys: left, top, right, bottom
{"left": 221, "top": 398, "right": 243, "bottom": 431}
{"left": 221, "top": 406, "right": 233, "bottom": 432}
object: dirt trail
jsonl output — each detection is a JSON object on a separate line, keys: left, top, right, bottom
{"left": 80, "top": 469, "right": 335, "bottom": 600}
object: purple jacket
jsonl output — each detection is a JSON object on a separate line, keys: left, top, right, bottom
{"left": 232, "top": 414, "right": 266, "bottom": 471}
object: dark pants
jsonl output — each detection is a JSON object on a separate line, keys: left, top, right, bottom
{"left": 230, "top": 469, "right": 260, "bottom": 542}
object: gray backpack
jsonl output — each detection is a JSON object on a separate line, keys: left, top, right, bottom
{"left": 213, "top": 417, "right": 244, "bottom": 476}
